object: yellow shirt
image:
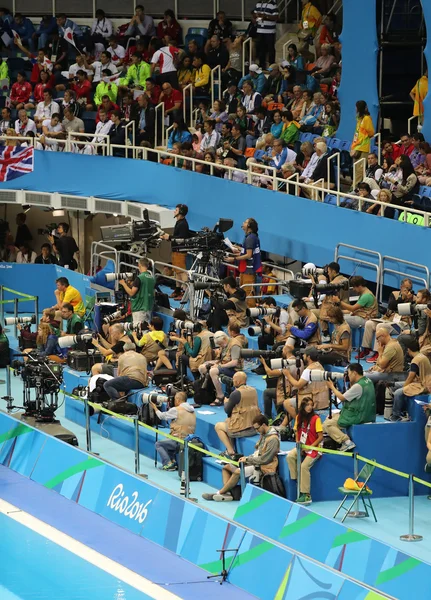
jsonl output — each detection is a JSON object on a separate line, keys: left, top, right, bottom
{"left": 194, "top": 64, "right": 211, "bottom": 88}
{"left": 300, "top": 2, "right": 322, "bottom": 32}
{"left": 61, "top": 285, "right": 85, "bottom": 318}
{"left": 410, "top": 75, "right": 428, "bottom": 117}
{"left": 351, "top": 115, "right": 375, "bottom": 153}
{"left": 137, "top": 330, "right": 165, "bottom": 347}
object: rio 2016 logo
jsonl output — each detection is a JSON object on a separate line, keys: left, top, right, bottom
{"left": 106, "top": 484, "right": 152, "bottom": 524}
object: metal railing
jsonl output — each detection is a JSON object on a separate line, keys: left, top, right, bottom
{"left": 379, "top": 255, "right": 430, "bottom": 304}
{"left": 182, "top": 83, "right": 193, "bottom": 127}
{"left": 282, "top": 38, "right": 294, "bottom": 62}
{"left": 242, "top": 37, "right": 252, "bottom": 76}
{"left": 211, "top": 65, "right": 222, "bottom": 107}
{"left": 0, "top": 134, "right": 35, "bottom": 146}
{"left": 408, "top": 115, "right": 419, "bottom": 135}
{"left": 0, "top": 286, "right": 38, "bottom": 339}
{"left": 327, "top": 152, "right": 340, "bottom": 198}
{"left": 154, "top": 102, "right": 165, "bottom": 148}
{"left": 372, "top": 132, "right": 381, "bottom": 164}
{"left": 334, "top": 243, "right": 383, "bottom": 301}
{"left": 66, "top": 131, "right": 111, "bottom": 155}
{"left": 353, "top": 157, "right": 366, "bottom": 186}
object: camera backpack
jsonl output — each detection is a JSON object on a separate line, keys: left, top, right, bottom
{"left": 89, "top": 377, "right": 110, "bottom": 404}
{"left": 178, "top": 437, "right": 204, "bottom": 481}
{"left": 260, "top": 472, "right": 286, "bottom": 498}
{"left": 193, "top": 376, "right": 216, "bottom": 405}
{"left": 139, "top": 401, "right": 161, "bottom": 427}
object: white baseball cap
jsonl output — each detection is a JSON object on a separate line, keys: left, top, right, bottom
{"left": 249, "top": 64, "right": 262, "bottom": 74}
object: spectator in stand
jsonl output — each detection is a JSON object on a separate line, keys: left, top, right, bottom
{"left": 131, "top": 93, "right": 155, "bottom": 145}
{"left": 234, "top": 104, "right": 252, "bottom": 134}
{"left": 223, "top": 36, "right": 243, "bottom": 87}
{"left": 0, "top": 107, "right": 12, "bottom": 135}
{"left": 150, "top": 38, "right": 180, "bottom": 88}
{"left": 40, "top": 114, "right": 65, "bottom": 151}
{"left": 119, "top": 52, "right": 151, "bottom": 93}
{"left": 238, "top": 64, "right": 266, "bottom": 95}
{"left": 167, "top": 117, "right": 192, "bottom": 149}
{"left": 71, "top": 70, "right": 93, "bottom": 111}
{"left": 309, "top": 44, "right": 337, "bottom": 83}
{"left": 32, "top": 16, "right": 57, "bottom": 51}
{"left": 35, "top": 243, "right": 58, "bottom": 265}
{"left": 365, "top": 188, "right": 395, "bottom": 219}
{"left": 88, "top": 9, "right": 113, "bottom": 51}
{"left": 177, "top": 56, "right": 195, "bottom": 89}
{"left": 266, "top": 63, "right": 284, "bottom": 97}
{"left": 16, "top": 243, "right": 36, "bottom": 264}
{"left": 210, "top": 99, "right": 228, "bottom": 133}
{"left": 48, "top": 224, "right": 79, "bottom": 271}
{"left": 390, "top": 155, "right": 419, "bottom": 206}
{"left": 223, "top": 157, "right": 247, "bottom": 183}
{"left": 269, "top": 139, "right": 293, "bottom": 173}
{"left": 280, "top": 110, "right": 300, "bottom": 146}
{"left": 125, "top": 4, "right": 155, "bottom": 41}
{"left": 34, "top": 89, "right": 60, "bottom": 128}
{"left": 382, "top": 139, "right": 402, "bottom": 162}
{"left": 46, "top": 32, "right": 68, "bottom": 71}
{"left": 109, "top": 110, "right": 126, "bottom": 152}
{"left": 123, "top": 38, "right": 147, "bottom": 67}
{"left": 186, "top": 39, "right": 199, "bottom": 60}
{"left": 270, "top": 109, "right": 283, "bottom": 138}
{"left": 416, "top": 142, "right": 431, "bottom": 184}
{"left": 192, "top": 54, "right": 211, "bottom": 97}
{"left": 314, "top": 100, "right": 338, "bottom": 136}
{"left": 409, "top": 132, "right": 425, "bottom": 170}
{"left": 62, "top": 107, "right": 84, "bottom": 134}
{"left": 51, "top": 276, "right": 84, "bottom": 317}
{"left": 398, "top": 133, "right": 414, "bottom": 157}
{"left": 11, "top": 13, "right": 35, "bottom": 51}
{"left": 206, "top": 35, "right": 229, "bottom": 71}
{"left": 286, "top": 43, "right": 305, "bottom": 71}
{"left": 207, "top": 11, "right": 233, "bottom": 46}
{"left": 94, "top": 70, "right": 118, "bottom": 106}
{"left": 159, "top": 81, "right": 182, "bottom": 123}
{"left": 87, "top": 108, "right": 113, "bottom": 153}
{"left": 145, "top": 77, "right": 161, "bottom": 105}
{"left": 410, "top": 70, "right": 428, "bottom": 125}
{"left": 15, "top": 109, "right": 37, "bottom": 136}
{"left": 88, "top": 51, "right": 118, "bottom": 85}
{"left": 224, "top": 82, "right": 241, "bottom": 115}
{"left": 33, "top": 71, "right": 54, "bottom": 105}
{"left": 351, "top": 100, "right": 375, "bottom": 187}
{"left": 302, "top": 141, "right": 333, "bottom": 197}
{"left": 328, "top": 68, "right": 341, "bottom": 99}
{"left": 15, "top": 212, "right": 32, "bottom": 248}
{"left": 56, "top": 13, "right": 82, "bottom": 40}
{"left": 54, "top": 54, "right": 91, "bottom": 92}
{"left": 107, "top": 36, "right": 126, "bottom": 67}
{"left": 14, "top": 39, "right": 53, "bottom": 86}
{"left": 318, "top": 13, "right": 339, "bottom": 50}
{"left": 241, "top": 80, "right": 262, "bottom": 114}
{"left": 245, "top": 105, "right": 270, "bottom": 147}
{"left": 200, "top": 119, "right": 220, "bottom": 152}
{"left": 254, "top": 0, "right": 278, "bottom": 68}
{"left": 157, "top": 9, "right": 181, "bottom": 44}
{"left": 290, "top": 85, "right": 305, "bottom": 120}
{"left": 121, "top": 91, "right": 134, "bottom": 121}
{"left": 224, "top": 123, "right": 246, "bottom": 163}
{"left": 10, "top": 72, "right": 33, "bottom": 110}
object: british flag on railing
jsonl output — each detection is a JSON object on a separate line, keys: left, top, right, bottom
{"left": 0, "top": 145, "right": 34, "bottom": 182}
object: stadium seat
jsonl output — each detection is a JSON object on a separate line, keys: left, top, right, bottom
{"left": 419, "top": 185, "right": 431, "bottom": 198}
{"left": 328, "top": 138, "right": 341, "bottom": 150}
{"left": 6, "top": 57, "right": 27, "bottom": 72}
{"left": 184, "top": 27, "right": 208, "bottom": 49}
{"left": 339, "top": 139, "right": 352, "bottom": 152}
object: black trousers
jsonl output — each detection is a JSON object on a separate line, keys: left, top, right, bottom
{"left": 256, "top": 33, "right": 276, "bottom": 68}
{"left": 258, "top": 333, "right": 274, "bottom": 350}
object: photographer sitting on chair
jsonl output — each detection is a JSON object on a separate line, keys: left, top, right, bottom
{"left": 313, "top": 262, "right": 349, "bottom": 342}
{"left": 91, "top": 323, "right": 129, "bottom": 376}
{"left": 198, "top": 330, "right": 242, "bottom": 404}
{"left": 103, "top": 341, "right": 148, "bottom": 402}
{"left": 132, "top": 316, "right": 168, "bottom": 363}
{"left": 284, "top": 299, "right": 320, "bottom": 351}
{"left": 222, "top": 276, "right": 248, "bottom": 328}
{"left": 60, "top": 303, "right": 83, "bottom": 336}
{"left": 324, "top": 363, "right": 376, "bottom": 452}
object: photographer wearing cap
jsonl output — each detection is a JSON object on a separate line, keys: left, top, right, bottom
{"left": 252, "top": 296, "right": 289, "bottom": 375}
{"left": 60, "top": 303, "right": 83, "bottom": 336}
{"left": 119, "top": 258, "right": 155, "bottom": 325}
{"left": 324, "top": 363, "right": 376, "bottom": 452}
{"left": 198, "top": 330, "right": 243, "bottom": 403}
{"left": 103, "top": 342, "right": 148, "bottom": 402}
{"left": 132, "top": 316, "right": 168, "bottom": 363}
{"left": 285, "top": 299, "right": 320, "bottom": 351}
{"left": 160, "top": 203, "right": 190, "bottom": 300}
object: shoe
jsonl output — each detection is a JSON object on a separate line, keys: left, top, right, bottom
{"left": 389, "top": 415, "right": 401, "bottom": 422}
{"left": 162, "top": 461, "right": 177, "bottom": 471}
{"left": 355, "top": 349, "right": 370, "bottom": 360}
{"left": 296, "top": 493, "right": 312, "bottom": 505}
{"left": 340, "top": 439, "right": 356, "bottom": 452}
{"left": 366, "top": 351, "right": 379, "bottom": 363}
{"left": 400, "top": 415, "right": 411, "bottom": 422}
{"left": 321, "top": 333, "right": 331, "bottom": 343}
{"left": 251, "top": 366, "right": 266, "bottom": 375}
{"left": 213, "top": 492, "right": 233, "bottom": 502}
{"left": 202, "top": 493, "right": 215, "bottom": 500}
{"left": 425, "top": 463, "right": 431, "bottom": 474}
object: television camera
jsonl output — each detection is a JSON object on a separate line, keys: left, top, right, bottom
{"left": 100, "top": 209, "right": 162, "bottom": 255}
{"left": 172, "top": 218, "right": 233, "bottom": 256}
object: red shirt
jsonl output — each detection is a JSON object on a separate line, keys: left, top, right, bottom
{"left": 71, "top": 79, "right": 92, "bottom": 104}
{"left": 399, "top": 143, "right": 414, "bottom": 157}
{"left": 10, "top": 81, "right": 32, "bottom": 104}
{"left": 96, "top": 102, "right": 119, "bottom": 123}
{"left": 156, "top": 20, "right": 182, "bottom": 44}
{"left": 162, "top": 88, "right": 182, "bottom": 111}
{"left": 296, "top": 414, "right": 322, "bottom": 459}
{"left": 147, "top": 84, "right": 161, "bottom": 106}
{"left": 33, "top": 78, "right": 54, "bottom": 104}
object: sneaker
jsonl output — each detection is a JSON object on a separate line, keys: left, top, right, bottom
{"left": 202, "top": 493, "right": 216, "bottom": 500}
{"left": 365, "top": 351, "right": 379, "bottom": 363}
{"left": 219, "top": 450, "right": 234, "bottom": 459}
{"left": 389, "top": 415, "right": 401, "bottom": 422}
{"left": 162, "top": 461, "right": 177, "bottom": 471}
{"left": 213, "top": 492, "right": 233, "bottom": 502}
{"left": 340, "top": 439, "right": 356, "bottom": 452}
{"left": 425, "top": 463, "right": 431, "bottom": 474}
{"left": 296, "top": 493, "right": 312, "bottom": 505}
{"left": 321, "top": 333, "right": 331, "bottom": 343}
{"left": 400, "top": 415, "right": 411, "bottom": 422}
{"left": 355, "top": 349, "right": 370, "bottom": 360}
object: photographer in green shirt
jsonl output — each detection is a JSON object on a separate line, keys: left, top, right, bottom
{"left": 119, "top": 257, "right": 155, "bottom": 325}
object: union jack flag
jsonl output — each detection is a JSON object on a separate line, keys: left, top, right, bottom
{"left": 0, "top": 146, "right": 34, "bottom": 182}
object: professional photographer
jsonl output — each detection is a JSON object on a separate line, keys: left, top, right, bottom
{"left": 33, "top": 322, "right": 64, "bottom": 361}
{"left": 252, "top": 297, "right": 288, "bottom": 374}
{"left": 228, "top": 322, "right": 248, "bottom": 349}
{"left": 282, "top": 347, "right": 328, "bottom": 421}
{"left": 118, "top": 258, "right": 155, "bottom": 325}
{"left": 315, "top": 306, "right": 351, "bottom": 366}
{"left": 166, "top": 321, "right": 213, "bottom": 380}
{"left": 198, "top": 330, "right": 242, "bottom": 404}
{"left": 0, "top": 324, "right": 10, "bottom": 368}
{"left": 314, "top": 262, "right": 349, "bottom": 341}
{"left": 260, "top": 346, "right": 304, "bottom": 420}
{"left": 103, "top": 341, "right": 148, "bottom": 402}
{"left": 52, "top": 277, "right": 85, "bottom": 319}
{"left": 359, "top": 278, "right": 414, "bottom": 363}
{"left": 132, "top": 316, "right": 168, "bottom": 363}
{"left": 207, "top": 276, "right": 247, "bottom": 332}
{"left": 48, "top": 222, "right": 79, "bottom": 270}
{"left": 398, "top": 289, "right": 431, "bottom": 363}
{"left": 214, "top": 371, "right": 261, "bottom": 460}
{"left": 224, "top": 218, "right": 262, "bottom": 308}
{"left": 202, "top": 414, "right": 280, "bottom": 502}
{"left": 323, "top": 363, "right": 376, "bottom": 451}
{"left": 153, "top": 391, "right": 196, "bottom": 471}
{"left": 365, "top": 326, "right": 406, "bottom": 384}
{"left": 160, "top": 203, "right": 190, "bottom": 300}
{"left": 337, "top": 276, "right": 378, "bottom": 330}
{"left": 91, "top": 323, "right": 129, "bottom": 376}
{"left": 390, "top": 338, "right": 431, "bottom": 422}
{"left": 60, "top": 303, "right": 84, "bottom": 336}
{"left": 285, "top": 299, "right": 320, "bottom": 351}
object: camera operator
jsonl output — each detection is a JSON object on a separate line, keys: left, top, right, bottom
{"left": 91, "top": 323, "right": 130, "bottom": 376}
{"left": 132, "top": 316, "right": 168, "bottom": 363}
{"left": 153, "top": 391, "right": 196, "bottom": 471}
{"left": 358, "top": 278, "right": 414, "bottom": 362}
{"left": 214, "top": 371, "right": 261, "bottom": 460}
{"left": 365, "top": 326, "right": 406, "bottom": 384}
{"left": 35, "top": 243, "right": 58, "bottom": 265}
{"left": 198, "top": 330, "right": 242, "bottom": 403}
{"left": 282, "top": 347, "right": 328, "bottom": 422}
{"left": 224, "top": 218, "right": 262, "bottom": 308}
{"left": 285, "top": 299, "right": 320, "bottom": 351}
{"left": 118, "top": 258, "right": 155, "bottom": 325}
{"left": 208, "top": 276, "right": 247, "bottom": 332}
{"left": 323, "top": 363, "right": 376, "bottom": 452}
{"left": 253, "top": 297, "right": 288, "bottom": 374}
{"left": 336, "top": 276, "right": 378, "bottom": 330}
{"left": 51, "top": 277, "right": 85, "bottom": 319}
{"left": 60, "top": 303, "right": 83, "bottom": 336}
{"left": 48, "top": 222, "right": 79, "bottom": 270}
{"left": 390, "top": 338, "right": 431, "bottom": 421}
{"left": 160, "top": 203, "right": 190, "bottom": 300}
{"left": 315, "top": 306, "right": 351, "bottom": 366}
{"left": 398, "top": 289, "right": 431, "bottom": 364}
{"left": 0, "top": 323, "right": 10, "bottom": 368}
{"left": 314, "top": 262, "right": 349, "bottom": 342}
{"left": 202, "top": 414, "right": 280, "bottom": 502}
{"left": 228, "top": 322, "right": 248, "bottom": 349}
{"left": 260, "top": 345, "right": 304, "bottom": 420}
{"left": 163, "top": 321, "right": 213, "bottom": 380}
{"left": 103, "top": 341, "right": 148, "bottom": 402}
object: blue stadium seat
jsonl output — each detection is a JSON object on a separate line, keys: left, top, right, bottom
{"left": 328, "top": 137, "right": 341, "bottom": 150}
{"left": 184, "top": 27, "right": 208, "bottom": 49}
{"left": 419, "top": 185, "right": 431, "bottom": 198}
{"left": 82, "top": 111, "right": 97, "bottom": 120}
{"left": 339, "top": 139, "right": 352, "bottom": 152}
{"left": 370, "top": 144, "right": 378, "bottom": 155}
{"left": 84, "top": 119, "right": 96, "bottom": 133}
{"left": 413, "top": 194, "right": 431, "bottom": 212}
{"left": 299, "top": 133, "right": 308, "bottom": 142}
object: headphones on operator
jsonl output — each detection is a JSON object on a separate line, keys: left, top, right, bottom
{"left": 176, "top": 203, "right": 188, "bottom": 217}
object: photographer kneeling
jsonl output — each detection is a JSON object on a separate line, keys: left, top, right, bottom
{"left": 323, "top": 363, "right": 376, "bottom": 452}
{"left": 103, "top": 341, "right": 148, "bottom": 402}
{"left": 153, "top": 391, "right": 196, "bottom": 471}
{"left": 91, "top": 323, "right": 130, "bottom": 376}
{"left": 202, "top": 414, "right": 280, "bottom": 502}
{"left": 198, "top": 330, "right": 242, "bottom": 403}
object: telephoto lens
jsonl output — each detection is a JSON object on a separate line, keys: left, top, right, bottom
{"left": 308, "top": 370, "right": 345, "bottom": 382}
{"left": 58, "top": 333, "right": 94, "bottom": 349}
{"left": 246, "top": 307, "right": 278, "bottom": 318}
{"left": 5, "top": 315, "right": 36, "bottom": 325}
{"left": 105, "top": 272, "right": 134, "bottom": 283}
{"left": 141, "top": 392, "right": 167, "bottom": 406}
{"left": 173, "top": 319, "right": 194, "bottom": 330}
{"left": 103, "top": 310, "right": 123, "bottom": 324}
{"left": 270, "top": 357, "right": 297, "bottom": 370}
{"left": 248, "top": 325, "right": 262, "bottom": 336}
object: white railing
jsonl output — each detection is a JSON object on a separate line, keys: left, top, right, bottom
{"left": 154, "top": 101, "right": 165, "bottom": 147}
{"left": 183, "top": 83, "right": 193, "bottom": 127}
{"left": 408, "top": 116, "right": 419, "bottom": 135}
{"left": 0, "top": 134, "right": 35, "bottom": 145}
{"left": 124, "top": 119, "right": 135, "bottom": 155}
{"left": 211, "top": 65, "right": 222, "bottom": 107}
{"left": 327, "top": 152, "right": 340, "bottom": 198}
{"left": 65, "top": 131, "right": 111, "bottom": 155}
{"left": 372, "top": 132, "right": 381, "bottom": 164}
{"left": 282, "top": 38, "right": 294, "bottom": 62}
{"left": 353, "top": 157, "right": 366, "bottom": 186}
{"left": 242, "top": 37, "right": 252, "bottom": 77}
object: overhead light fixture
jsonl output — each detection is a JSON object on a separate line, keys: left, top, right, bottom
{"left": 113, "top": 213, "right": 118, "bottom": 217}
{"left": 22, "top": 204, "right": 31, "bottom": 213}
{"left": 52, "top": 210, "right": 65, "bottom": 217}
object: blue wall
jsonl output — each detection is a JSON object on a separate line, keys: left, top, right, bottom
{"left": 421, "top": 0, "right": 431, "bottom": 140}
{"left": 337, "top": 0, "right": 379, "bottom": 140}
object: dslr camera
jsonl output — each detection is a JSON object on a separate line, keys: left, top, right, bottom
{"left": 398, "top": 302, "right": 431, "bottom": 317}
{"left": 58, "top": 332, "right": 95, "bottom": 349}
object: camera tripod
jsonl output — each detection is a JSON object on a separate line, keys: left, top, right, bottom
{"left": 180, "top": 251, "right": 221, "bottom": 320}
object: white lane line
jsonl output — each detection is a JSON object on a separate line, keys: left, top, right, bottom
{"left": 0, "top": 498, "right": 182, "bottom": 600}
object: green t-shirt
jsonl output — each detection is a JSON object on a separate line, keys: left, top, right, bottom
{"left": 131, "top": 271, "right": 155, "bottom": 313}
{"left": 358, "top": 292, "right": 375, "bottom": 308}
{"left": 66, "top": 314, "right": 83, "bottom": 334}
